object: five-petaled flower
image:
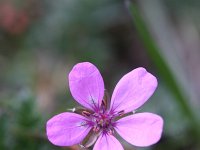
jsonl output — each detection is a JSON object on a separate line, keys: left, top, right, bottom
{"left": 46, "top": 62, "right": 163, "bottom": 150}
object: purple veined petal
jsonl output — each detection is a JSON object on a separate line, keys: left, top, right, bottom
{"left": 93, "top": 134, "right": 124, "bottom": 150}
{"left": 69, "top": 62, "right": 104, "bottom": 111}
{"left": 115, "top": 112, "right": 164, "bottom": 147}
{"left": 46, "top": 112, "right": 92, "bottom": 146}
{"left": 109, "top": 67, "right": 158, "bottom": 114}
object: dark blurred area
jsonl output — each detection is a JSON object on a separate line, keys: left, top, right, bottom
{"left": 1, "top": 0, "right": 200, "bottom": 149}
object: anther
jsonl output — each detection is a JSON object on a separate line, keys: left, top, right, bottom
{"left": 118, "top": 110, "right": 125, "bottom": 116}
{"left": 93, "top": 126, "right": 100, "bottom": 132}
{"left": 82, "top": 111, "right": 91, "bottom": 117}
{"left": 107, "top": 129, "right": 114, "bottom": 135}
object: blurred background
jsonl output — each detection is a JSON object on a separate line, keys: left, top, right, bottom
{"left": 1, "top": 0, "right": 200, "bottom": 149}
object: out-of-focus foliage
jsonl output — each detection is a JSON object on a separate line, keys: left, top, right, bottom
{"left": 1, "top": 0, "right": 200, "bottom": 149}
{"left": 129, "top": 0, "right": 200, "bottom": 139}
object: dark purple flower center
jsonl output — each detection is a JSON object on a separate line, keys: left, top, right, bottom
{"left": 91, "top": 112, "right": 115, "bottom": 134}
{"left": 82, "top": 110, "right": 116, "bottom": 135}
{"left": 80, "top": 95, "right": 124, "bottom": 135}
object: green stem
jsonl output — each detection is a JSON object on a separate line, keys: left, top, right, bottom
{"left": 127, "top": 1, "right": 200, "bottom": 138}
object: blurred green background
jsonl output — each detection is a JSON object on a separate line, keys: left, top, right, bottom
{"left": 1, "top": 0, "right": 200, "bottom": 149}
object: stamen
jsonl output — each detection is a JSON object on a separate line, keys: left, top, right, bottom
{"left": 107, "top": 129, "right": 114, "bottom": 135}
{"left": 118, "top": 110, "right": 125, "bottom": 116}
{"left": 93, "top": 126, "right": 100, "bottom": 132}
{"left": 82, "top": 111, "right": 91, "bottom": 117}
{"left": 90, "top": 111, "right": 116, "bottom": 136}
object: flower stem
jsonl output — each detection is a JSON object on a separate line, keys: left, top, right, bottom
{"left": 126, "top": 0, "right": 200, "bottom": 139}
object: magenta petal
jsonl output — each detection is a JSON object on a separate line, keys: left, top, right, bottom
{"left": 93, "top": 134, "right": 124, "bottom": 150}
{"left": 46, "top": 112, "right": 91, "bottom": 146}
{"left": 115, "top": 113, "right": 163, "bottom": 147}
{"left": 69, "top": 62, "right": 104, "bottom": 111}
{"left": 110, "top": 67, "right": 157, "bottom": 113}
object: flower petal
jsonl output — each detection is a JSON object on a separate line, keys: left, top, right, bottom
{"left": 93, "top": 134, "right": 124, "bottom": 150}
{"left": 110, "top": 67, "right": 157, "bottom": 113}
{"left": 115, "top": 113, "right": 163, "bottom": 147}
{"left": 46, "top": 112, "right": 91, "bottom": 146}
{"left": 69, "top": 62, "right": 104, "bottom": 111}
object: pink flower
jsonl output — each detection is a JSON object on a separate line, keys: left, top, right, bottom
{"left": 46, "top": 62, "right": 163, "bottom": 150}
